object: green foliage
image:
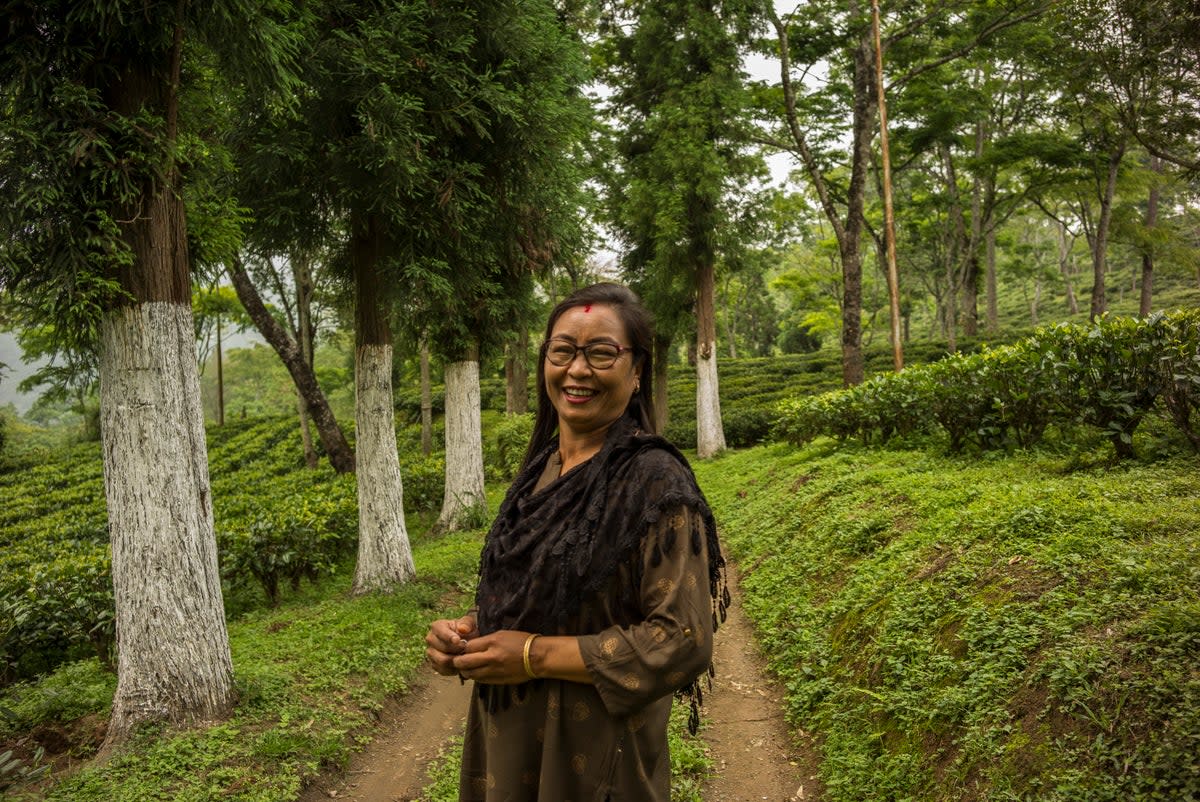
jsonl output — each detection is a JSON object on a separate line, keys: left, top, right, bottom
{"left": 399, "top": 453, "right": 446, "bottom": 514}
{"left": 484, "top": 413, "right": 535, "bottom": 483}
{"left": 0, "top": 660, "right": 114, "bottom": 737}
{"left": 9, "top": 520, "right": 487, "bottom": 801}
{"left": 217, "top": 480, "right": 357, "bottom": 607}
{"left": 695, "top": 444, "right": 1200, "bottom": 801}
{"left": 416, "top": 736, "right": 463, "bottom": 802}
{"left": 776, "top": 309, "right": 1200, "bottom": 458}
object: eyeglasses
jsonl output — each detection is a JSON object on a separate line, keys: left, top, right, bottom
{"left": 542, "top": 339, "right": 634, "bottom": 370}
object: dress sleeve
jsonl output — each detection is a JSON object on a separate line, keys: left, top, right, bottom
{"left": 577, "top": 505, "right": 715, "bottom": 717}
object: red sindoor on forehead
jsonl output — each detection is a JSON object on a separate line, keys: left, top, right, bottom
{"left": 583, "top": 304, "right": 592, "bottom": 313}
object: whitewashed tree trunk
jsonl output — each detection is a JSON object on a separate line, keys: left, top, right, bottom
{"left": 352, "top": 343, "right": 414, "bottom": 594}
{"left": 100, "top": 302, "right": 234, "bottom": 746}
{"left": 437, "top": 357, "right": 487, "bottom": 531}
{"left": 696, "top": 262, "right": 726, "bottom": 459}
{"left": 695, "top": 347, "right": 726, "bottom": 458}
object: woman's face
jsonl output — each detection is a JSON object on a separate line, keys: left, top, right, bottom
{"left": 544, "top": 303, "right": 640, "bottom": 441}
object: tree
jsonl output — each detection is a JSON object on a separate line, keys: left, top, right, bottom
{"left": 0, "top": 1, "right": 297, "bottom": 747}
{"left": 760, "top": 0, "right": 1047, "bottom": 371}
{"left": 602, "top": 0, "right": 763, "bottom": 456}
{"left": 192, "top": 283, "right": 249, "bottom": 425}
{"left": 397, "top": 0, "right": 589, "bottom": 532}
{"left": 225, "top": 255, "right": 356, "bottom": 473}
{"left": 237, "top": 0, "right": 468, "bottom": 591}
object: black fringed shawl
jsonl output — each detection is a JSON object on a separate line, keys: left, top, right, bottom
{"left": 474, "top": 414, "right": 730, "bottom": 732}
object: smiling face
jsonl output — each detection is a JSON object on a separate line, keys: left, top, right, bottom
{"left": 544, "top": 303, "right": 641, "bottom": 442}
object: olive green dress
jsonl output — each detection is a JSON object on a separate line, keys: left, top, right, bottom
{"left": 458, "top": 454, "right": 715, "bottom": 801}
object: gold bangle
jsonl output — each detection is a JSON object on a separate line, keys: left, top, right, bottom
{"left": 522, "top": 633, "right": 540, "bottom": 680}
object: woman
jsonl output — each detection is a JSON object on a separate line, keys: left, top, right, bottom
{"left": 425, "top": 282, "right": 728, "bottom": 801}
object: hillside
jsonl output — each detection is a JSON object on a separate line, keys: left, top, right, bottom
{"left": 696, "top": 443, "right": 1200, "bottom": 801}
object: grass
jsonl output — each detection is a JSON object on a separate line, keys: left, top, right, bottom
{"left": 1, "top": 524, "right": 484, "bottom": 801}
{"left": 693, "top": 438, "right": 1200, "bottom": 801}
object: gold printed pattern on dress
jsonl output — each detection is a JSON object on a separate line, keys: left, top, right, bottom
{"left": 620, "top": 672, "right": 641, "bottom": 691}
{"left": 487, "top": 719, "right": 499, "bottom": 738}
{"left": 669, "top": 513, "right": 685, "bottom": 530}
{"left": 571, "top": 701, "right": 591, "bottom": 721}
{"left": 656, "top": 577, "right": 675, "bottom": 596}
{"left": 601, "top": 637, "right": 619, "bottom": 658}
{"left": 685, "top": 571, "right": 698, "bottom": 589}
{"left": 572, "top": 754, "right": 588, "bottom": 775}
{"left": 547, "top": 695, "right": 560, "bottom": 719}
{"left": 651, "top": 626, "right": 667, "bottom": 644}
{"left": 667, "top": 671, "right": 686, "bottom": 686}
{"left": 627, "top": 710, "right": 647, "bottom": 732}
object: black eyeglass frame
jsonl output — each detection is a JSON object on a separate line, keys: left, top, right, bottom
{"left": 541, "top": 339, "right": 636, "bottom": 369}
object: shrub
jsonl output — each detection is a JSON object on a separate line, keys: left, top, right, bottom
{"left": 1151, "top": 309, "right": 1200, "bottom": 452}
{"left": 774, "top": 310, "right": 1200, "bottom": 458}
{"left": 485, "top": 413, "right": 534, "bottom": 482}
{"left": 218, "top": 482, "right": 356, "bottom": 606}
{"left": 400, "top": 455, "right": 446, "bottom": 513}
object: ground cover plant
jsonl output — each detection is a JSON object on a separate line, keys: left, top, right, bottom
{"left": 1, "top": 525, "right": 482, "bottom": 800}
{"left": 695, "top": 441, "right": 1200, "bottom": 801}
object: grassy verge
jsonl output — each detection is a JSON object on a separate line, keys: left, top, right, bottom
{"left": 1, "top": 524, "right": 483, "bottom": 801}
{"left": 693, "top": 440, "right": 1200, "bottom": 801}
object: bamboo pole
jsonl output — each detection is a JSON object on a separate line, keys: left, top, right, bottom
{"left": 871, "top": 0, "right": 904, "bottom": 371}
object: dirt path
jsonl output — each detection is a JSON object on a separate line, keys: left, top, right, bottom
{"left": 299, "top": 562, "right": 820, "bottom": 802}
{"left": 701, "top": 564, "right": 822, "bottom": 802}
{"left": 298, "top": 677, "right": 474, "bottom": 801}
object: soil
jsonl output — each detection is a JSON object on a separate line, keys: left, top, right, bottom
{"left": 298, "top": 562, "right": 821, "bottom": 802}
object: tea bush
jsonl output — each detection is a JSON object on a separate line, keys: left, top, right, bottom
{"left": 777, "top": 309, "right": 1200, "bottom": 457}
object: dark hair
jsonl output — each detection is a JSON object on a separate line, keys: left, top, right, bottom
{"left": 522, "top": 282, "right": 656, "bottom": 470}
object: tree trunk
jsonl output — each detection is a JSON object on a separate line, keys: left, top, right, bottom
{"left": 653, "top": 334, "right": 671, "bottom": 435}
{"left": 839, "top": 30, "right": 874, "bottom": 387}
{"left": 1030, "top": 274, "right": 1042, "bottom": 326}
{"left": 1140, "top": 155, "right": 1160, "bottom": 317}
{"left": 437, "top": 349, "right": 487, "bottom": 531}
{"left": 939, "top": 141, "right": 964, "bottom": 352}
{"left": 985, "top": 226, "right": 998, "bottom": 332}
{"left": 292, "top": 252, "right": 318, "bottom": 468}
{"left": 695, "top": 260, "right": 726, "bottom": 458}
{"left": 770, "top": 5, "right": 867, "bottom": 386}
{"left": 420, "top": 335, "right": 433, "bottom": 457}
{"left": 1057, "top": 221, "right": 1080, "bottom": 315}
{"left": 215, "top": 315, "right": 225, "bottom": 426}
{"left": 99, "top": 43, "right": 233, "bottom": 751}
{"left": 226, "top": 256, "right": 355, "bottom": 473}
{"left": 505, "top": 327, "right": 530, "bottom": 415}
{"left": 945, "top": 248, "right": 959, "bottom": 353}
{"left": 962, "top": 254, "right": 979, "bottom": 338}
{"left": 100, "top": 303, "right": 235, "bottom": 747}
{"left": 961, "top": 122, "right": 987, "bottom": 339}
{"left": 870, "top": 0, "right": 903, "bottom": 372}
{"left": 351, "top": 215, "right": 414, "bottom": 594}
{"left": 295, "top": 394, "right": 317, "bottom": 468}
{"left": 1089, "top": 144, "right": 1124, "bottom": 321}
